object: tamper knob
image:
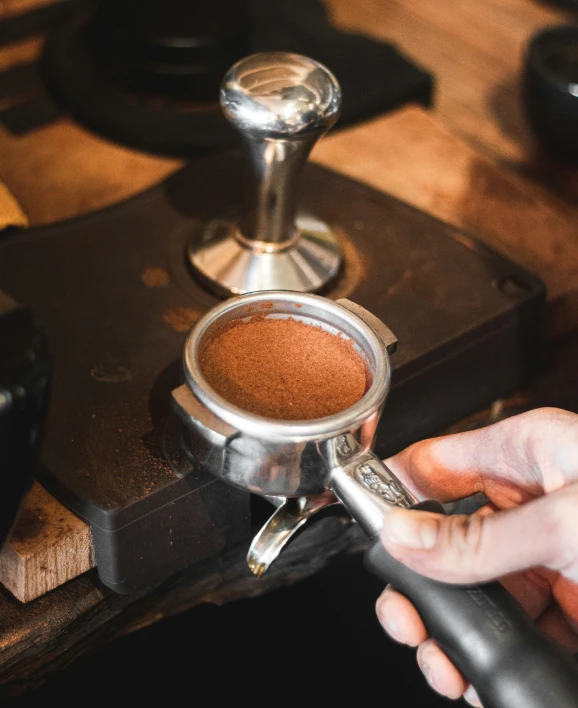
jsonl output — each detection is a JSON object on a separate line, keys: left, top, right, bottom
{"left": 222, "top": 53, "right": 341, "bottom": 247}
{"left": 222, "top": 52, "right": 340, "bottom": 137}
{"left": 187, "top": 52, "right": 343, "bottom": 296}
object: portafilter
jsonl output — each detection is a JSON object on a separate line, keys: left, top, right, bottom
{"left": 171, "top": 290, "right": 578, "bottom": 708}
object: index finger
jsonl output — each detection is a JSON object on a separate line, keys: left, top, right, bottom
{"left": 384, "top": 408, "right": 578, "bottom": 503}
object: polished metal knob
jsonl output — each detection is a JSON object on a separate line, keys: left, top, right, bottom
{"left": 187, "top": 52, "right": 344, "bottom": 296}
{"left": 222, "top": 53, "right": 341, "bottom": 248}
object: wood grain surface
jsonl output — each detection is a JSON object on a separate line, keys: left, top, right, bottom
{"left": 0, "top": 182, "right": 27, "bottom": 229}
{"left": 0, "top": 119, "right": 181, "bottom": 226}
{"left": 0, "top": 483, "right": 93, "bottom": 603}
{"left": 326, "top": 0, "right": 569, "bottom": 166}
{"left": 312, "top": 107, "right": 578, "bottom": 335}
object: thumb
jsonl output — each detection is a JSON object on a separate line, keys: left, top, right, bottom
{"left": 380, "top": 484, "right": 578, "bottom": 584}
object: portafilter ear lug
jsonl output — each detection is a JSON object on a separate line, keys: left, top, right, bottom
{"left": 171, "top": 384, "right": 237, "bottom": 445}
{"left": 336, "top": 299, "right": 397, "bottom": 354}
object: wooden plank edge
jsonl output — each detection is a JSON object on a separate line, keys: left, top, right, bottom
{"left": 0, "top": 483, "right": 94, "bottom": 603}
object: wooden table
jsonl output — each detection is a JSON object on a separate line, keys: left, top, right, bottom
{"left": 2, "top": 0, "right": 578, "bottom": 696}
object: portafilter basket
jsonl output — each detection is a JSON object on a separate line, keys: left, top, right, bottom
{"left": 171, "top": 291, "right": 578, "bottom": 708}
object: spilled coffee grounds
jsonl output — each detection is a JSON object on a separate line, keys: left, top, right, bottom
{"left": 199, "top": 317, "right": 368, "bottom": 420}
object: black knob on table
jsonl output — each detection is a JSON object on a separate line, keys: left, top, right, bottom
{"left": 525, "top": 24, "right": 578, "bottom": 162}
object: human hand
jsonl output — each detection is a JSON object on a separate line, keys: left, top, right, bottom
{"left": 375, "top": 407, "right": 578, "bottom": 706}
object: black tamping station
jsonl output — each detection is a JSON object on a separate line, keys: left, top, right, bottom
{"left": 0, "top": 52, "right": 545, "bottom": 595}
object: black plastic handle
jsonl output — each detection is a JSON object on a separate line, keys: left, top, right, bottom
{"left": 365, "top": 509, "right": 578, "bottom": 707}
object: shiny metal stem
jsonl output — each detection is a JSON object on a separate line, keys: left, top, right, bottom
{"left": 322, "top": 434, "right": 416, "bottom": 538}
{"left": 240, "top": 134, "right": 318, "bottom": 247}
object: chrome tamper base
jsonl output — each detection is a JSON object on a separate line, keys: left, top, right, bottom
{"left": 187, "top": 52, "right": 343, "bottom": 296}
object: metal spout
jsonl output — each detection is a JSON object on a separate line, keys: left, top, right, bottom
{"left": 247, "top": 492, "right": 342, "bottom": 577}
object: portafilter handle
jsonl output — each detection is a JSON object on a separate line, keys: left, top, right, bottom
{"left": 221, "top": 52, "right": 341, "bottom": 248}
{"left": 322, "top": 439, "right": 578, "bottom": 708}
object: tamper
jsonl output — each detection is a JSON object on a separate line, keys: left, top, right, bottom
{"left": 187, "top": 52, "right": 343, "bottom": 295}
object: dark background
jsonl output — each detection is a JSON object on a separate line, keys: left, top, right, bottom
{"left": 4, "top": 553, "right": 450, "bottom": 707}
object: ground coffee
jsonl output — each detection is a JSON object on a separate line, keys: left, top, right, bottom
{"left": 199, "top": 316, "right": 369, "bottom": 420}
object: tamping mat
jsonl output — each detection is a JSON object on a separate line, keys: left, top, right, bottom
{"left": 0, "top": 155, "right": 545, "bottom": 592}
{"left": 2, "top": 0, "right": 432, "bottom": 155}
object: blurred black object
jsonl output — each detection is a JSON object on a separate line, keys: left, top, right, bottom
{"left": 539, "top": 1, "right": 578, "bottom": 10}
{"left": 0, "top": 292, "right": 50, "bottom": 550}
{"left": 86, "top": 0, "right": 251, "bottom": 100}
{"left": 41, "top": 0, "right": 433, "bottom": 156}
{"left": 524, "top": 24, "right": 578, "bottom": 162}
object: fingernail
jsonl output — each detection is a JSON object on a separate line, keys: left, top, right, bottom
{"left": 376, "top": 600, "right": 404, "bottom": 643}
{"left": 464, "top": 686, "right": 483, "bottom": 707}
{"left": 382, "top": 508, "right": 440, "bottom": 550}
{"left": 418, "top": 646, "right": 438, "bottom": 692}
{"left": 422, "top": 661, "right": 435, "bottom": 690}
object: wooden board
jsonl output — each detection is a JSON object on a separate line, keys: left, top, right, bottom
{"left": 0, "top": 119, "right": 181, "bottom": 226}
{"left": 0, "top": 182, "right": 27, "bottom": 229}
{"left": 312, "top": 107, "right": 578, "bottom": 336}
{"left": 0, "top": 483, "right": 93, "bottom": 603}
{"left": 326, "top": 0, "right": 570, "bottom": 167}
